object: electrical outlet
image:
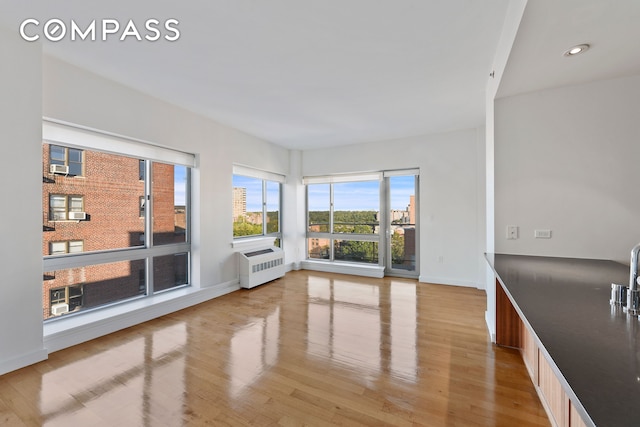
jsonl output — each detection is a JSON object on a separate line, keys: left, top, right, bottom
{"left": 506, "top": 225, "right": 518, "bottom": 240}
{"left": 535, "top": 229, "right": 552, "bottom": 239}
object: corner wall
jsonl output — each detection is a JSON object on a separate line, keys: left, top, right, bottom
{"left": 0, "top": 27, "right": 48, "bottom": 374}
{"left": 301, "top": 128, "right": 486, "bottom": 288}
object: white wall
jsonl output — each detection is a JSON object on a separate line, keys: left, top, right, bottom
{"left": 302, "top": 128, "right": 486, "bottom": 288}
{"left": 0, "top": 51, "right": 295, "bottom": 373}
{"left": 0, "top": 28, "right": 48, "bottom": 374}
{"left": 0, "top": 28, "right": 499, "bottom": 374}
{"left": 43, "top": 56, "right": 292, "bottom": 286}
{"left": 484, "top": 0, "right": 528, "bottom": 342}
{"left": 495, "top": 74, "right": 640, "bottom": 263}
{"left": 283, "top": 149, "right": 306, "bottom": 269}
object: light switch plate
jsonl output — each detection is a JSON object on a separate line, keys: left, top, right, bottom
{"left": 535, "top": 229, "right": 552, "bottom": 239}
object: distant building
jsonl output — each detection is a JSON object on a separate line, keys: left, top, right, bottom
{"left": 308, "top": 237, "right": 330, "bottom": 259}
{"left": 390, "top": 209, "right": 408, "bottom": 223}
{"left": 233, "top": 187, "right": 246, "bottom": 221}
{"left": 403, "top": 227, "right": 416, "bottom": 268}
{"left": 408, "top": 195, "right": 416, "bottom": 225}
{"left": 245, "top": 211, "right": 264, "bottom": 225}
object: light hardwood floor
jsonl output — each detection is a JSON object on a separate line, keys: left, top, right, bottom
{"left": 0, "top": 271, "right": 550, "bottom": 426}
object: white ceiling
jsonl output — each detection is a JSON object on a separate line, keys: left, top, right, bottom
{"left": 0, "top": 1, "right": 638, "bottom": 150}
{"left": 498, "top": 0, "right": 640, "bottom": 98}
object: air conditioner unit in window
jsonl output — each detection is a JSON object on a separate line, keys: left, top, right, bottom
{"left": 51, "top": 303, "right": 69, "bottom": 316}
{"left": 68, "top": 211, "right": 87, "bottom": 220}
{"left": 50, "top": 164, "right": 69, "bottom": 174}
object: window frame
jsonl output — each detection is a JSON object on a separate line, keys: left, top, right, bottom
{"left": 305, "top": 174, "right": 382, "bottom": 265}
{"left": 49, "top": 194, "right": 84, "bottom": 221}
{"left": 49, "top": 284, "right": 84, "bottom": 315}
{"left": 42, "top": 119, "right": 195, "bottom": 321}
{"left": 232, "top": 165, "right": 284, "bottom": 245}
{"left": 304, "top": 169, "right": 419, "bottom": 273}
{"left": 50, "top": 144, "right": 84, "bottom": 176}
{"left": 50, "top": 240, "right": 84, "bottom": 255}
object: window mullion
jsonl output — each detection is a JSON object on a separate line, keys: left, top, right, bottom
{"left": 329, "top": 183, "right": 334, "bottom": 261}
{"left": 145, "top": 160, "right": 152, "bottom": 249}
{"left": 146, "top": 256, "right": 153, "bottom": 296}
{"left": 262, "top": 179, "right": 268, "bottom": 236}
{"left": 380, "top": 178, "right": 388, "bottom": 267}
{"left": 185, "top": 168, "right": 191, "bottom": 244}
{"left": 275, "top": 182, "right": 282, "bottom": 239}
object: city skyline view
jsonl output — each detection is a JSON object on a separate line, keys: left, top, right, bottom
{"left": 244, "top": 175, "right": 415, "bottom": 212}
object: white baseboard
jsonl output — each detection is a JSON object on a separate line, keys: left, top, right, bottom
{"left": 301, "top": 260, "right": 385, "bottom": 278}
{"left": 0, "top": 348, "right": 48, "bottom": 376}
{"left": 285, "top": 261, "right": 301, "bottom": 272}
{"left": 44, "top": 280, "right": 240, "bottom": 354}
{"left": 418, "top": 275, "right": 482, "bottom": 289}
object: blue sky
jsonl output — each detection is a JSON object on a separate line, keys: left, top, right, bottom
{"left": 233, "top": 175, "right": 280, "bottom": 212}
{"left": 232, "top": 176, "right": 415, "bottom": 212}
{"left": 307, "top": 176, "right": 415, "bottom": 211}
{"left": 197, "top": 174, "right": 415, "bottom": 212}
{"left": 333, "top": 182, "right": 379, "bottom": 211}
{"left": 389, "top": 175, "right": 415, "bottom": 211}
{"left": 174, "top": 165, "right": 187, "bottom": 205}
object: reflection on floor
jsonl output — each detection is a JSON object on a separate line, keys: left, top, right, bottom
{"left": 0, "top": 271, "right": 550, "bottom": 426}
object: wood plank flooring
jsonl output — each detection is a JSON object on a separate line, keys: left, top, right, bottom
{"left": 0, "top": 271, "right": 550, "bottom": 426}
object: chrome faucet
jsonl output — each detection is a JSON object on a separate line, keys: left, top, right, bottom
{"left": 627, "top": 243, "right": 640, "bottom": 315}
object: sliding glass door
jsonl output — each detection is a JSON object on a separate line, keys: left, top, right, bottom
{"left": 384, "top": 173, "right": 418, "bottom": 277}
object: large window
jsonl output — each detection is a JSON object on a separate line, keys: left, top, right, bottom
{"left": 305, "top": 170, "right": 419, "bottom": 276}
{"left": 42, "top": 121, "right": 194, "bottom": 320}
{"left": 232, "top": 165, "right": 283, "bottom": 245}
{"left": 306, "top": 174, "right": 380, "bottom": 265}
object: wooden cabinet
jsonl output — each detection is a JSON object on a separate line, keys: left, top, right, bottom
{"left": 537, "top": 351, "right": 587, "bottom": 427}
{"left": 521, "top": 321, "right": 538, "bottom": 382}
{"left": 495, "top": 279, "right": 521, "bottom": 347}
{"left": 538, "top": 352, "right": 568, "bottom": 427}
{"left": 569, "top": 404, "right": 588, "bottom": 427}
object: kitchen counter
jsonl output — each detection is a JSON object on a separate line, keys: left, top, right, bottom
{"left": 486, "top": 253, "right": 639, "bottom": 427}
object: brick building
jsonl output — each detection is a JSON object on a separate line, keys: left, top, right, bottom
{"left": 42, "top": 144, "right": 182, "bottom": 320}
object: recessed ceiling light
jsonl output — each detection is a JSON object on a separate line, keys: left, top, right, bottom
{"left": 563, "top": 44, "right": 590, "bottom": 57}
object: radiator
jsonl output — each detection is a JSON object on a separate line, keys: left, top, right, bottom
{"left": 238, "top": 246, "right": 285, "bottom": 289}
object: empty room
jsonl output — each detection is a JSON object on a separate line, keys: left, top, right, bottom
{"left": 0, "top": 1, "right": 639, "bottom": 426}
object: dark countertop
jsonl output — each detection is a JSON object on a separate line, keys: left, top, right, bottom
{"left": 486, "top": 253, "right": 640, "bottom": 427}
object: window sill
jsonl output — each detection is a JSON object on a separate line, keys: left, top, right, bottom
{"left": 301, "top": 259, "right": 385, "bottom": 278}
{"left": 43, "top": 280, "right": 239, "bottom": 354}
{"left": 231, "top": 236, "right": 276, "bottom": 251}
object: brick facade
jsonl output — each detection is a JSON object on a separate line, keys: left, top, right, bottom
{"left": 42, "top": 144, "right": 181, "bottom": 320}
